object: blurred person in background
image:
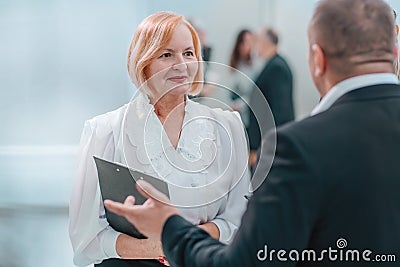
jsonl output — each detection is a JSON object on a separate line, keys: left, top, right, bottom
{"left": 228, "top": 29, "right": 263, "bottom": 130}
{"left": 187, "top": 18, "right": 212, "bottom": 76}
{"left": 247, "top": 27, "right": 294, "bottom": 168}
{"left": 69, "top": 11, "right": 250, "bottom": 267}
{"left": 188, "top": 18, "right": 231, "bottom": 109}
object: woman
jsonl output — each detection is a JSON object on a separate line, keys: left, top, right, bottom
{"left": 69, "top": 11, "right": 250, "bottom": 267}
{"left": 229, "top": 29, "right": 254, "bottom": 72}
{"left": 228, "top": 29, "right": 261, "bottom": 128}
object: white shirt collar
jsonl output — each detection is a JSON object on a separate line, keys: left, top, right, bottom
{"left": 311, "top": 73, "right": 399, "bottom": 116}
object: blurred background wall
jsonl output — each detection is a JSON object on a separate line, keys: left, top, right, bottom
{"left": 0, "top": 0, "right": 399, "bottom": 266}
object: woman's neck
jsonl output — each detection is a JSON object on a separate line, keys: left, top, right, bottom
{"left": 151, "top": 93, "right": 186, "bottom": 121}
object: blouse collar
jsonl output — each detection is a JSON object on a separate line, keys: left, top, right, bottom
{"left": 123, "top": 91, "right": 216, "bottom": 181}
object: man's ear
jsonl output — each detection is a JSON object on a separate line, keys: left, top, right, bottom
{"left": 311, "top": 44, "right": 326, "bottom": 77}
{"left": 396, "top": 24, "right": 399, "bottom": 37}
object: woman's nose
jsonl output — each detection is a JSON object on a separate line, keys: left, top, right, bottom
{"left": 172, "top": 55, "right": 188, "bottom": 71}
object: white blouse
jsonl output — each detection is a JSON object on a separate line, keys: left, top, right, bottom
{"left": 69, "top": 92, "right": 251, "bottom": 266}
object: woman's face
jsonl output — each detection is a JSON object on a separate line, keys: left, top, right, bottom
{"left": 239, "top": 32, "right": 253, "bottom": 59}
{"left": 145, "top": 23, "right": 198, "bottom": 99}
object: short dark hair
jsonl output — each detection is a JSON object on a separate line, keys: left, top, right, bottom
{"left": 266, "top": 28, "right": 279, "bottom": 45}
{"left": 309, "top": 0, "right": 395, "bottom": 73}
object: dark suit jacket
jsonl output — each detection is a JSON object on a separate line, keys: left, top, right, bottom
{"left": 248, "top": 54, "right": 295, "bottom": 150}
{"left": 161, "top": 83, "right": 400, "bottom": 267}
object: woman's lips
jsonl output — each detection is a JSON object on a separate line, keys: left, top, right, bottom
{"left": 168, "top": 76, "right": 187, "bottom": 83}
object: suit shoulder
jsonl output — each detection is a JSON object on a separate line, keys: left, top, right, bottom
{"left": 272, "top": 55, "right": 292, "bottom": 72}
{"left": 275, "top": 109, "right": 344, "bottom": 147}
{"left": 278, "top": 112, "right": 323, "bottom": 134}
{"left": 258, "top": 55, "right": 292, "bottom": 80}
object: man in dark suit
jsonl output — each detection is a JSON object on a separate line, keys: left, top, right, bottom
{"left": 248, "top": 28, "right": 295, "bottom": 166}
{"left": 104, "top": 0, "right": 400, "bottom": 266}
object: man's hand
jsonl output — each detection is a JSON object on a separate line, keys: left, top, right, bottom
{"left": 104, "top": 180, "right": 179, "bottom": 240}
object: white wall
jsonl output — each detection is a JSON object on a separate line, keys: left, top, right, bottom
{"left": 273, "top": 0, "right": 319, "bottom": 118}
{"left": 0, "top": 0, "right": 146, "bottom": 206}
{"left": 387, "top": 0, "right": 400, "bottom": 15}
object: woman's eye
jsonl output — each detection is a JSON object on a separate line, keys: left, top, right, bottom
{"left": 184, "top": 51, "right": 194, "bottom": 57}
{"left": 159, "top": 52, "right": 172, "bottom": 58}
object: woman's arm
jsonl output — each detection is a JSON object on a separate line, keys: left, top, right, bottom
{"left": 116, "top": 234, "right": 163, "bottom": 259}
{"left": 70, "top": 119, "right": 167, "bottom": 266}
{"left": 210, "top": 168, "right": 250, "bottom": 243}
{"left": 69, "top": 120, "right": 122, "bottom": 266}
{"left": 210, "top": 111, "right": 251, "bottom": 244}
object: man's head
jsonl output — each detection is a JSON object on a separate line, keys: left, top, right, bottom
{"left": 308, "top": 0, "right": 396, "bottom": 96}
{"left": 256, "top": 28, "right": 279, "bottom": 59}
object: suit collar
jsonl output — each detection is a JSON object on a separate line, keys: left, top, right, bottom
{"left": 332, "top": 83, "right": 400, "bottom": 106}
{"left": 311, "top": 73, "right": 399, "bottom": 116}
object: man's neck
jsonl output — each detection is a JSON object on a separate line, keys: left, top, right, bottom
{"left": 320, "top": 62, "right": 395, "bottom": 97}
{"left": 260, "top": 47, "right": 278, "bottom": 60}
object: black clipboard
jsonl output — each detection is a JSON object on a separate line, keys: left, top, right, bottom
{"left": 94, "top": 156, "right": 170, "bottom": 239}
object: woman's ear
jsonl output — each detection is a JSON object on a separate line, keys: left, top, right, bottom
{"left": 311, "top": 44, "right": 326, "bottom": 77}
{"left": 396, "top": 24, "right": 399, "bottom": 37}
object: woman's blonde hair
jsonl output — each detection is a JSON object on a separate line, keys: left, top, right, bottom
{"left": 127, "top": 11, "right": 204, "bottom": 96}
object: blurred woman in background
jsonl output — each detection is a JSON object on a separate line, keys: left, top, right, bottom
{"left": 228, "top": 29, "right": 262, "bottom": 128}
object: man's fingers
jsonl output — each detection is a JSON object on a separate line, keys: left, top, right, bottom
{"left": 104, "top": 199, "right": 132, "bottom": 217}
{"left": 124, "top": 195, "right": 136, "bottom": 205}
{"left": 136, "top": 180, "right": 170, "bottom": 204}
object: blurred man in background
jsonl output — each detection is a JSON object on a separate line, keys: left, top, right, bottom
{"left": 248, "top": 28, "right": 295, "bottom": 167}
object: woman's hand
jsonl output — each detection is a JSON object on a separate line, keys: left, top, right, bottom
{"left": 116, "top": 234, "right": 164, "bottom": 259}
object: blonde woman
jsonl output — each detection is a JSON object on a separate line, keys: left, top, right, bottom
{"left": 69, "top": 11, "right": 250, "bottom": 267}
